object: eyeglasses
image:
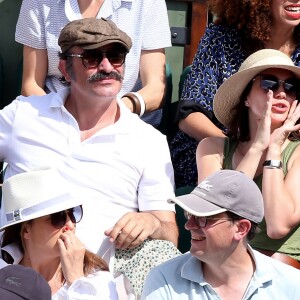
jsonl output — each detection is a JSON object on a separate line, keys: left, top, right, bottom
{"left": 50, "top": 205, "right": 83, "bottom": 229}
{"left": 66, "top": 49, "right": 126, "bottom": 68}
{"left": 253, "top": 74, "right": 300, "bottom": 96}
{"left": 184, "top": 211, "right": 232, "bottom": 228}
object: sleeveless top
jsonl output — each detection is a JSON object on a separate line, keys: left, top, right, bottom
{"left": 223, "top": 138, "right": 300, "bottom": 260}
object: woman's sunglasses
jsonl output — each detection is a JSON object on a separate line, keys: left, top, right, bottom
{"left": 50, "top": 205, "right": 83, "bottom": 229}
{"left": 253, "top": 74, "right": 300, "bottom": 97}
{"left": 66, "top": 49, "right": 126, "bottom": 68}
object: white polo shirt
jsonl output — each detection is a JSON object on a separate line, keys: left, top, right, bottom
{"left": 0, "top": 88, "right": 175, "bottom": 265}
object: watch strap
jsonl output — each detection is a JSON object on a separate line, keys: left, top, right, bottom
{"left": 263, "top": 160, "right": 282, "bottom": 169}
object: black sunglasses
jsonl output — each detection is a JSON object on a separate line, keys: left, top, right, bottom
{"left": 253, "top": 74, "right": 300, "bottom": 96}
{"left": 66, "top": 49, "right": 126, "bottom": 68}
{"left": 50, "top": 205, "right": 83, "bottom": 229}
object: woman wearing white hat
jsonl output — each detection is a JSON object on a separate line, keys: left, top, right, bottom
{"left": 196, "top": 49, "right": 300, "bottom": 268}
{"left": 0, "top": 168, "right": 118, "bottom": 299}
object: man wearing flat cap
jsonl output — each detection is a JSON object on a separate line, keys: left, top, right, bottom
{"left": 142, "top": 170, "right": 300, "bottom": 300}
{"left": 0, "top": 18, "right": 179, "bottom": 298}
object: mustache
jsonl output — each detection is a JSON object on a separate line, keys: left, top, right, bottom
{"left": 87, "top": 71, "right": 124, "bottom": 83}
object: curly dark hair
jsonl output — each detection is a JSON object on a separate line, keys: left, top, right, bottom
{"left": 226, "top": 211, "right": 259, "bottom": 241}
{"left": 208, "top": 0, "right": 300, "bottom": 55}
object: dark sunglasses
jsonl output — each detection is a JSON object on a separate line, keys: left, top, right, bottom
{"left": 50, "top": 205, "right": 83, "bottom": 229}
{"left": 184, "top": 211, "right": 231, "bottom": 228}
{"left": 253, "top": 74, "right": 300, "bottom": 96}
{"left": 66, "top": 49, "right": 126, "bottom": 68}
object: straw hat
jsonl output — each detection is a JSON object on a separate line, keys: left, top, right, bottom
{"left": 0, "top": 168, "right": 83, "bottom": 230}
{"left": 213, "top": 49, "right": 300, "bottom": 128}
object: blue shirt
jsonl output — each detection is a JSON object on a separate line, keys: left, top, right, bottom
{"left": 142, "top": 247, "right": 300, "bottom": 299}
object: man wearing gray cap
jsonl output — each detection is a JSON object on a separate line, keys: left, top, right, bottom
{"left": 0, "top": 18, "right": 179, "bottom": 298}
{"left": 142, "top": 170, "right": 300, "bottom": 300}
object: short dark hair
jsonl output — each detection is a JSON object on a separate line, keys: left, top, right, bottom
{"left": 226, "top": 211, "right": 259, "bottom": 241}
{"left": 58, "top": 52, "right": 73, "bottom": 86}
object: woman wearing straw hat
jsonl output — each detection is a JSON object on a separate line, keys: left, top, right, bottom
{"left": 196, "top": 49, "right": 300, "bottom": 268}
{"left": 0, "top": 168, "right": 118, "bottom": 299}
{"left": 171, "top": 0, "right": 300, "bottom": 189}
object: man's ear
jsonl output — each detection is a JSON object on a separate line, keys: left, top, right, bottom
{"left": 59, "top": 59, "right": 71, "bottom": 83}
{"left": 233, "top": 219, "right": 251, "bottom": 241}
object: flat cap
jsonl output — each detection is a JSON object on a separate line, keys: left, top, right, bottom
{"left": 58, "top": 17, "right": 132, "bottom": 53}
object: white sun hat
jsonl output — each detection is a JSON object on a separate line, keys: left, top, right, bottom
{"left": 213, "top": 49, "right": 300, "bottom": 128}
{"left": 0, "top": 168, "right": 83, "bottom": 230}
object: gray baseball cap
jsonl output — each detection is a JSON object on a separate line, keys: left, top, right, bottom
{"left": 169, "top": 170, "right": 264, "bottom": 224}
{"left": 0, "top": 265, "right": 51, "bottom": 299}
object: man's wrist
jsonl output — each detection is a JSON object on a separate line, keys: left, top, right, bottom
{"left": 122, "top": 92, "right": 146, "bottom": 117}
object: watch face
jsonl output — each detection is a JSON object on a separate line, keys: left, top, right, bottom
{"left": 263, "top": 160, "right": 282, "bottom": 168}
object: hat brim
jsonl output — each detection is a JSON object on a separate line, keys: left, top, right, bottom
{"left": 168, "top": 194, "right": 227, "bottom": 217}
{"left": 213, "top": 63, "right": 300, "bottom": 128}
{"left": 0, "top": 288, "right": 25, "bottom": 300}
{"left": 62, "top": 40, "right": 130, "bottom": 54}
{"left": 81, "top": 40, "right": 129, "bottom": 52}
{"left": 0, "top": 194, "right": 83, "bottom": 231}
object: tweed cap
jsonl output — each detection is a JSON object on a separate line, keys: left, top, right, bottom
{"left": 58, "top": 17, "right": 132, "bottom": 53}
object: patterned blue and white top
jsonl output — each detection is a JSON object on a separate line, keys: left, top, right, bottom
{"left": 170, "top": 22, "right": 300, "bottom": 188}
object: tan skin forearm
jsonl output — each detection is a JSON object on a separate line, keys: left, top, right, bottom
{"left": 122, "top": 49, "right": 166, "bottom": 113}
{"left": 147, "top": 211, "right": 178, "bottom": 247}
{"left": 138, "top": 49, "right": 166, "bottom": 112}
{"left": 21, "top": 46, "right": 48, "bottom": 96}
{"left": 179, "top": 112, "right": 225, "bottom": 142}
{"left": 263, "top": 147, "right": 300, "bottom": 238}
{"left": 196, "top": 137, "right": 225, "bottom": 182}
{"left": 105, "top": 210, "right": 178, "bottom": 249}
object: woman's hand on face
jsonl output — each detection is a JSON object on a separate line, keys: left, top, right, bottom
{"left": 270, "top": 99, "right": 300, "bottom": 149}
{"left": 57, "top": 228, "right": 85, "bottom": 286}
{"left": 252, "top": 90, "right": 273, "bottom": 152}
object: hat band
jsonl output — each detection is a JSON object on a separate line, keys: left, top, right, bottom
{"left": 6, "top": 193, "right": 71, "bottom": 223}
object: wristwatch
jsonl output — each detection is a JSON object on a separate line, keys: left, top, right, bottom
{"left": 263, "top": 160, "right": 282, "bottom": 169}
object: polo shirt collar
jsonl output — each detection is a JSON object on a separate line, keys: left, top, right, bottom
{"left": 181, "top": 254, "right": 205, "bottom": 284}
{"left": 49, "top": 87, "right": 70, "bottom": 108}
{"left": 248, "top": 246, "right": 273, "bottom": 286}
{"left": 50, "top": 88, "right": 135, "bottom": 135}
{"left": 181, "top": 246, "right": 273, "bottom": 288}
